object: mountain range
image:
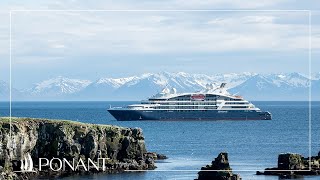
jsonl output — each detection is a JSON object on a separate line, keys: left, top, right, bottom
{"left": 1, "top": 72, "right": 319, "bottom": 101}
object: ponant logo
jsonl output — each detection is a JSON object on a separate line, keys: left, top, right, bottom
{"left": 14, "top": 153, "right": 35, "bottom": 172}
{"left": 13, "top": 153, "right": 110, "bottom": 172}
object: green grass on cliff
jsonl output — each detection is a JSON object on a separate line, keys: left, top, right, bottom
{"left": 0, "top": 117, "right": 125, "bottom": 130}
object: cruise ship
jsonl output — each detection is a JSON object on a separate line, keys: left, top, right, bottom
{"left": 108, "top": 83, "right": 271, "bottom": 121}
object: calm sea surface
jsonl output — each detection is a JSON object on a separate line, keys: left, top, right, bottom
{"left": 0, "top": 101, "right": 319, "bottom": 180}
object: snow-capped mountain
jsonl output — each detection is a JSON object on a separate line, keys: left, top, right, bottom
{"left": 1, "top": 72, "right": 319, "bottom": 101}
{"left": 112, "top": 72, "right": 253, "bottom": 99}
{"left": 96, "top": 76, "right": 138, "bottom": 88}
{"left": 75, "top": 72, "right": 213, "bottom": 100}
{"left": 228, "top": 74, "right": 309, "bottom": 100}
{"left": 115, "top": 72, "right": 209, "bottom": 98}
{"left": 0, "top": 80, "right": 10, "bottom": 101}
{"left": 25, "top": 76, "right": 91, "bottom": 99}
{"left": 312, "top": 72, "right": 320, "bottom": 80}
{"left": 263, "top": 72, "right": 310, "bottom": 88}
{"left": 0, "top": 80, "right": 23, "bottom": 101}
{"left": 209, "top": 72, "right": 256, "bottom": 88}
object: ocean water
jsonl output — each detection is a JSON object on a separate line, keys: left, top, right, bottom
{"left": 0, "top": 101, "right": 319, "bottom": 180}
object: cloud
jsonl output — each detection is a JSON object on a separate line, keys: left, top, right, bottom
{"left": 14, "top": 56, "right": 64, "bottom": 65}
{"left": 206, "top": 15, "right": 276, "bottom": 26}
{"left": 242, "top": 15, "right": 276, "bottom": 23}
{"left": 0, "top": 0, "right": 293, "bottom": 10}
{"left": 206, "top": 18, "right": 226, "bottom": 25}
{"left": 6, "top": 10, "right": 314, "bottom": 60}
{"left": 148, "top": 15, "right": 170, "bottom": 23}
{"left": 142, "top": 0, "right": 291, "bottom": 9}
{"left": 51, "top": 44, "right": 65, "bottom": 49}
{"left": 0, "top": 2, "right": 318, "bottom": 67}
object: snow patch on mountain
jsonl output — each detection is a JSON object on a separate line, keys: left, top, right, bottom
{"left": 0, "top": 80, "right": 9, "bottom": 95}
{"left": 29, "top": 76, "right": 91, "bottom": 95}
{"left": 96, "top": 76, "right": 137, "bottom": 88}
{"left": 312, "top": 72, "right": 320, "bottom": 80}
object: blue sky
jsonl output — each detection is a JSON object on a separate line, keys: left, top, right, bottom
{"left": 0, "top": 1, "right": 319, "bottom": 88}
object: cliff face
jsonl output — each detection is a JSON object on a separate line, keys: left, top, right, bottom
{"left": 0, "top": 117, "right": 155, "bottom": 179}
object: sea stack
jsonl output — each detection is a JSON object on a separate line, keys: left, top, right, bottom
{"left": 195, "top": 152, "right": 241, "bottom": 180}
{"left": 257, "top": 152, "right": 320, "bottom": 178}
{"left": 0, "top": 117, "right": 158, "bottom": 179}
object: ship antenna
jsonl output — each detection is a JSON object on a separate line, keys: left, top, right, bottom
{"left": 220, "top": 83, "right": 226, "bottom": 89}
{"left": 211, "top": 83, "right": 227, "bottom": 93}
{"left": 161, "top": 83, "right": 170, "bottom": 92}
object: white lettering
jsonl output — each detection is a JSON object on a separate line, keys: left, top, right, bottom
{"left": 98, "top": 158, "right": 109, "bottom": 171}
{"left": 39, "top": 158, "right": 49, "bottom": 171}
{"left": 50, "top": 158, "right": 63, "bottom": 171}
{"left": 87, "top": 158, "right": 99, "bottom": 171}
{"left": 37, "top": 157, "right": 110, "bottom": 172}
{"left": 75, "top": 158, "right": 87, "bottom": 171}
{"left": 63, "top": 158, "right": 75, "bottom": 171}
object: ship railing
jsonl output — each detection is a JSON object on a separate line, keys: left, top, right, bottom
{"left": 109, "top": 106, "right": 124, "bottom": 109}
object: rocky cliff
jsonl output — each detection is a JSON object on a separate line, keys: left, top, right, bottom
{"left": 0, "top": 117, "right": 157, "bottom": 179}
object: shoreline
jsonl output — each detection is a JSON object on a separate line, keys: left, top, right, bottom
{"left": 0, "top": 117, "right": 164, "bottom": 179}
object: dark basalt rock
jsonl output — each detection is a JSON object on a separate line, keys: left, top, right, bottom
{"left": 278, "top": 153, "right": 304, "bottom": 170}
{"left": 0, "top": 117, "right": 161, "bottom": 180}
{"left": 256, "top": 152, "right": 320, "bottom": 178}
{"left": 195, "top": 152, "right": 241, "bottom": 180}
{"left": 156, "top": 153, "right": 167, "bottom": 160}
{"left": 145, "top": 152, "right": 168, "bottom": 160}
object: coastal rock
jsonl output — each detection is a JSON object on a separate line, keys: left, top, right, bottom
{"left": 156, "top": 153, "right": 167, "bottom": 160}
{"left": 0, "top": 117, "right": 157, "bottom": 179}
{"left": 145, "top": 152, "right": 168, "bottom": 160}
{"left": 278, "top": 153, "right": 304, "bottom": 170}
{"left": 257, "top": 152, "right": 320, "bottom": 178}
{"left": 195, "top": 152, "right": 241, "bottom": 180}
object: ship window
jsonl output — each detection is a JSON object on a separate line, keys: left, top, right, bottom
{"left": 231, "top": 106, "right": 247, "bottom": 108}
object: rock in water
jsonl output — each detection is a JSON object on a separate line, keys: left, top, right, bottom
{"left": 257, "top": 152, "right": 320, "bottom": 178}
{"left": 278, "top": 153, "right": 304, "bottom": 170}
{"left": 0, "top": 117, "right": 158, "bottom": 179}
{"left": 145, "top": 152, "right": 168, "bottom": 160}
{"left": 156, "top": 153, "right": 168, "bottom": 160}
{"left": 195, "top": 152, "right": 241, "bottom": 180}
